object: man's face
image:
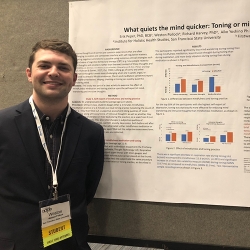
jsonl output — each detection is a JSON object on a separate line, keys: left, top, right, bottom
{"left": 26, "top": 49, "right": 77, "bottom": 103}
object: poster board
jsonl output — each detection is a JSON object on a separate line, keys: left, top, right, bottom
{"left": 69, "top": 0, "right": 250, "bottom": 207}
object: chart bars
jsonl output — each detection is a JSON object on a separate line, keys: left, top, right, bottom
{"left": 165, "top": 132, "right": 192, "bottom": 142}
{"left": 174, "top": 76, "right": 221, "bottom": 93}
{"left": 166, "top": 132, "right": 177, "bottom": 142}
{"left": 181, "top": 132, "right": 192, "bottom": 142}
{"left": 203, "top": 133, "right": 233, "bottom": 143}
{"left": 220, "top": 132, "right": 233, "bottom": 143}
{"left": 192, "top": 80, "right": 203, "bottom": 93}
{"left": 203, "top": 136, "right": 216, "bottom": 143}
{"left": 175, "top": 79, "right": 186, "bottom": 93}
{"left": 209, "top": 77, "right": 221, "bottom": 93}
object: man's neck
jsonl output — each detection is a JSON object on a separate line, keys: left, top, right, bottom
{"left": 32, "top": 95, "right": 68, "bottom": 122}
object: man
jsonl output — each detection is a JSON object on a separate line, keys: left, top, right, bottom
{"left": 0, "top": 39, "right": 104, "bottom": 249}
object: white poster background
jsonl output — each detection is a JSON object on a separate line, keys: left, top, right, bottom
{"left": 69, "top": 0, "right": 250, "bottom": 207}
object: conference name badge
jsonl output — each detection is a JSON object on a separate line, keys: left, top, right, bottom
{"left": 39, "top": 194, "right": 72, "bottom": 247}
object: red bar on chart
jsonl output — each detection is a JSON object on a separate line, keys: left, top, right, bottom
{"left": 172, "top": 133, "right": 177, "bottom": 141}
{"left": 187, "top": 132, "right": 192, "bottom": 142}
{"left": 210, "top": 136, "right": 216, "bottom": 142}
{"left": 181, "top": 79, "right": 186, "bottom": 92}
{"left": 198, "top": 80, "right": 203, "bottom": 92}
{"left": 227, "top": 132, "right": 233, "bottom": 143}
{"left": 215, "top": 86, "right": 221, "bottom": 92}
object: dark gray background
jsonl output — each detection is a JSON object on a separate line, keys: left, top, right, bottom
{"left": 0, "top": 0, "right": 249, "bottom": 248}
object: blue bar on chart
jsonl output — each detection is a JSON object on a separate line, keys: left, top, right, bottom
{"left": 209, "top": 77, "right": 215, "bottom": 92}
{"left": 220, "top": 135, "right": 226, "bottom": 142}
{"left": 182, "top": 134, "right": 187, "bottom": 141}
{"left": 192, "top": 85, "right": 197, "bottom": 92}
{"left": 175, "top": 84, "right": 180, "bottom": 93}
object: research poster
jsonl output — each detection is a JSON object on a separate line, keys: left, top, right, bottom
{"left": 69, "top": 0, "right": 250, "bottom": 207}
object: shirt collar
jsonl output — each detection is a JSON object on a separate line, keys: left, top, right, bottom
{"left": 33, "top": 103, "right": 68, "bottom": 123}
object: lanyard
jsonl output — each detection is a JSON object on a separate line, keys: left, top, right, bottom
{"left": 29, "top": 95, "right": 71, "bottom": 199}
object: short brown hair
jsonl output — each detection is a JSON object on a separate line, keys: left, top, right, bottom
{"left": 28, "top": 39, "right": 77, "bottom": 72}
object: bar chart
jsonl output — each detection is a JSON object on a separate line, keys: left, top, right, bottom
{"left": 200, "top": 121, "right": 234, "bottom": 143}
{"left": 167, "top": 67, "right": 223, "bottom": 94}
{"left": 202, "top": 132, "right": 233, "bottom": 143}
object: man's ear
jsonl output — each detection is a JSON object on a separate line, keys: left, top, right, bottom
{"left": 26, "top": 68, "right": 32, "bottom": 82}
{"left": 72, "top": 73, "right": 77, "bottom": 86}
